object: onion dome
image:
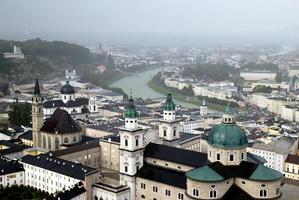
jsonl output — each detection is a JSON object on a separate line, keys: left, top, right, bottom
{"left": 124, "top": 96, "right": 138, "bottom": 118}
{"left": 208, "top": 104, "right": 248, "bottom": 149}
{"left": 61, "top": 80, "right": 75, "bottom": 94}
{"left": 163, "top": 93, "right": 176, "bottom": 111}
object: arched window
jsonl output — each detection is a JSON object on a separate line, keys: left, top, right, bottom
{"left": 94, "top": 196, "right": 98, "bottom": 200}
{"left": 217, "top": 153, "right": 220, "bottom": 160}
{"left": 43, "top": 135, "right": 46, "bottom": 148}
{"left": 55, "top": 137, "right": 59, "bottom": 150}
{"left": 173, "top": 129, "right": 176, "bottom": 136}
{"left": 73, "top": 136, "right": 77, "bottom": 143}
{"left": 163, "top": 130, "right": 167, "bottom": 137}
{"left": 125, "top": 139, "right": 128, "bottom": 146}
{"left": 210, "top": 190, "right": 216, "bottom": 198}
{"left": 260, "top": 190, "right": 267, "bottom": 197}
{"left": 64, "top": 137, "right": 69, "bottom": 144}
{"left": 141, "top": 195, "right": 145, "bottom": 199}
{"left": 193, "top": 189, "right": 199, "bottom": 196}
{"left": 230, "top": 154, "right": 234, "bottom": 161}
{"left": 48, "top": 136, "right": 51, "bottom": 149}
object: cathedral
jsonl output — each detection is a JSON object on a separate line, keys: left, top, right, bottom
{"left": 43, "top": 80, "right": 98, "bottom": 120}
{"left": 31, "top": 78, "right": 283, "bottom": 200}
{"left": 32, "top": 78, "right": 83, "bottom": 151}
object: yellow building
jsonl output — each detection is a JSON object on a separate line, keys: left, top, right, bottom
{"left": 284, "top": 154, "right": 299, "bottom": 182}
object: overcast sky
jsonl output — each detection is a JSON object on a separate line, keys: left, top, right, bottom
{"left": 1, "top": 0, "right": 299, "bottom": 44}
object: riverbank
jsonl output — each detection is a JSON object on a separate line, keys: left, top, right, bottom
{"left": 148, "top": 77, "right": 231, "bottom": 112}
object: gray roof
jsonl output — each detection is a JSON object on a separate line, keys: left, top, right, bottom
{"left": 252, "top": 136, "right": 296, "bottom": 154}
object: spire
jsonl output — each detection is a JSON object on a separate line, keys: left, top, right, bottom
{"left": 34, "top": 75, "right": 41, "bottom": 96}
{"left": 224, "top": 102, "right": 233, "bottom": 114}
{"left": 222, "top": 102, "right": 234, "bottom": 124}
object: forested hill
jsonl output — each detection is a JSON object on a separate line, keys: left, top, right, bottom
{"left": 0, "top": 38, "right": 109, "bottom": 83}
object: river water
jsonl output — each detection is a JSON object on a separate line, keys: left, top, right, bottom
{"left": 111, "top": 67, "right": 200, "bottom": 108}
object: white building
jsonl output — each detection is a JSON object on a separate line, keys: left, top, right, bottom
{"left": 43, "top": 80, "right": 98, "bottom": 120}
{"left": 0, "top": 157, "right": 24, "bottom": 187}
{"left": 3, "top": 46, "right": 24, "bottom": 59}
{"left": 65, "top": 69, "right": 79, "bottom": 80}
{"left": 20, "top": 154, "right": 100, "bottom": 200}
{"left": 93, "top": 178, "right": 130, "bottom": 200}
{"left": 240, "top": 71, "right": 276, "bottom": 81}
{"left": 248, "top": 136, "right": 298, "bottom": 173}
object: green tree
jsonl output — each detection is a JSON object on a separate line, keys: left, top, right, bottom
{"left": 252, "top": 85, "right": 273, "bottom": 93}
{"left": 8, "top": 103, "right": 31, "bottom": 126}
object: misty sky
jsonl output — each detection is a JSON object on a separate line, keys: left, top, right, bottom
{"left": 1, "top": 0, "right": 299, "bottom": 35}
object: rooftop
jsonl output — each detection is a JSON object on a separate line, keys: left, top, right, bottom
{"left": 285, "top": 154, "right": 299, "bottom": 165}
{"left": 20, "top": 154, "right": 98, "bottom": 180}
{"left": 0, "top": 157, "right": 24, "bottom": 175}
{"left": 40, "top": 108, "right": 82, "bottom": 134}
{"left": 144, "top": 143, "right": 208, "bottom": 168}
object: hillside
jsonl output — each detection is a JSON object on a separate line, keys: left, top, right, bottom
{"left": 0, "top": 38, "right": 108, "bottom": 83}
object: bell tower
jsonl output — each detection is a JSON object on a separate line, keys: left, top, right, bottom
{"left": 119, "top": 96, "right": 145, "bottom": 200}
{"left": 32, "top": 77, "right": 44, "bottom": 147}
{"left": 158, "top": 93, "right": 181, "bottom": 146}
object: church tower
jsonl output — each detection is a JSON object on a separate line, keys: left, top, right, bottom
{"left": 119, "top": 96, "right": 145, "bottom": 200}
{"left": 200, "top": 98, "right": 208, "bottom": 116}
{"left": 32, "top": 78, "right": 44, "bottom": 147}
{"left": 158, "top": 93, "right": 181, "bottom": 146}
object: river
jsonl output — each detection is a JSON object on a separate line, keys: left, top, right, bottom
{"left": 111, "top": 67, "right": 200, "bottom": 108}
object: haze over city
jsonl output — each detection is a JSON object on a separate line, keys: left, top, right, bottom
{"left": 1, "top": 0, "right": 299, "bottom": 45}
{"left": 1, "top": 1, "right": 299, "bottom": 200}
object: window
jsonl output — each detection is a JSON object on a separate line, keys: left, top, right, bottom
{"left": 136, "top": 139, "right": 139, "bottom": 147}
{"left": 153, "top": 186, "right": 158, "bottom": 193}
{"left": 125, "top": 139, "right": 128, "bottom": 146}
{"left": 210, "top": 191, "right": 216, "bottom": 198}
{"left": 193, "top": 189, "right": 199, "bottom": 196}
{"left": 209, "top": 151, "right": 211, "bottom": 157}
{"left": 230, "top": 154, "right": 234, "bottom": 161}
{"left": 163, "top": 130, "right": 167, "bottom": 137}
{"left": 165, "top": 189, "right": 171, "bottom": 196}
{"left": 260, "top": 190, "right": 267, "bottom": 197}
{"left": 241, "top": 153, "right": 244, "bottom": 160}
{"left": 55, "top": 137, "right": 59, "bottom": 150}
{"left": 48, "top": 136, "right": 52, "bottom": 149}
{"left": 141, "top": 195, "right": 145, "bottom": 199}
{"left": 94, "top": 196, "right": 98, "bottom": 200}
{"left": 141, "top": 183, "right": 146, "bottom": 189}
{"left": 125, "top": 166, "right": 128, "bottom": 172}
{"left": 276, "top": 188, "right": 280, "bottom": 195}
{"left": 64, "top": 137, "right": 69, "bottom": 144}
{"left": 217, "top": 153, "right": 220, "bottom": 160}
{"left": 178, "top": 193, "right": 184, "bottom": 199}
{"left": 173, "top": 130, "right": 176, "bottom": 136}
{"left": 73, "top": 136, "right": 77, "bottom": 142}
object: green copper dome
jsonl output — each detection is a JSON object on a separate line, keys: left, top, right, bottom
{"left": 208, "top": 123, "right": 248, "bottom": 149}
{"left": 124, "top": 96, "right": 138, "bottom": 118}
{"left": 163, "top": 93, "right": 176, "bottom": 111}
{"left": 186, "top": 166, "right": 224, "bottom": 182}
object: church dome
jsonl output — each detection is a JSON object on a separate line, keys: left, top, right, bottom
{"left": 124, "top": 96, "right": 138, "bottom": 118}
{"left": 208, "top": 105, "right": 248, "bottom": 149}
{"left": 61, "top": 80, "right": 75, "bottom": 94}
{"left": 163, "top": 93, "right": 176, "bottom": 111}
